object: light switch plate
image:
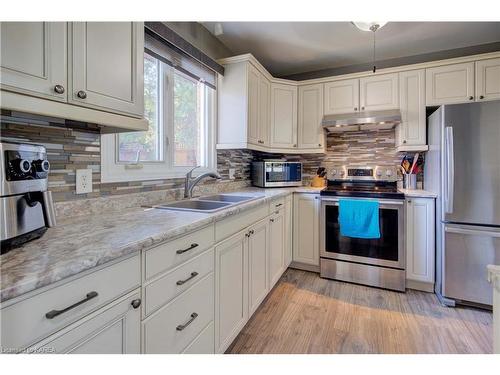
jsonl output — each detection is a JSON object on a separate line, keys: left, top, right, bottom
{"left": 76, "top": 169, "right": 93, "bottom": 194}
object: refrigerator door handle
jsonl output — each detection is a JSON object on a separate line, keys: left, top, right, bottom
{"left": 445, "top": 226, "right": 500, "bottom": 238}
{"left": 445, "top": 126, "right": 455, "bottom": 214}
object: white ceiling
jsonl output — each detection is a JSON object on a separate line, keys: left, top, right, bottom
{"left": 202, "top": 22, "right": 500, "bottom": 76}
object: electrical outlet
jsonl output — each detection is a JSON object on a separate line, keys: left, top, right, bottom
{"left": 76, "top": 169, "right": 93, "bottom": 194}
{"left": 229, "top": 168, "right": 236, "bottom": 180}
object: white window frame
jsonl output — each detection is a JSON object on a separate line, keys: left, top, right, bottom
{"left": 101, "top": 57, "right": 217, "bottom": 183}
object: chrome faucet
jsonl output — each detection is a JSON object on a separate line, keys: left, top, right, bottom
{"left": 184, "top": 166, "right": 222, "bottom": 199}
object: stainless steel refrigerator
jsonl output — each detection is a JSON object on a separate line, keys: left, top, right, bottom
{"left": 425, "top": 100, "right": 500, "bottom": 307}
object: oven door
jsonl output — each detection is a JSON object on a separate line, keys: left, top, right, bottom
{"left": 320, "top": 197, "right": 405, "bottom": 269}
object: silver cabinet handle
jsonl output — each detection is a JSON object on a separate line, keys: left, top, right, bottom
{"left": 45, "top": 291, "right": 98, "bottom": 319}
{"left": 354, "top": 107, "right": 358, "bottom": 111}
{"left": 318, "top": 143, "right": 322, "bottom": 147}
{"left": 469, "top": 96, "right": 474, "bottom": 100}
{"left": 479, "top": 95, "right": 485, "bottom": 99}
{"left": 270, "top": 218, "right": 275, "bottom": 222}
{"left": 176, "top": 312, "right": 198, "bottom": 331}
{"left": 403, "top": 140, "right": 407, "bottom": 144}
{"left": 361, "top": 106, "right": 365, "bottom": 110}
{"left": 77, "top": 90, "right": 87, "bottom": 99}
{"left": 275, "top": 203, "right": 283, "bottom": 208}
{"left": 54, "top": 84, "right": 65, "bottom": 94}
{"left": 131, "top": 298, "right": 141, "bottom": 309}
{"left": 176, "top": 243, "right": 198, "bottom": 254}
{"left": 176, "top": 272, "right": 199, "bottom": 285}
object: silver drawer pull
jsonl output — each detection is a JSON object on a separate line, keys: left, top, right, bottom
{"left": 45, "top": 291, "right": 98, "bottom": 319}
{"left": 176, "top": 243, "right": 198, "bottom": 254}
{"left": 176, "top": 272, "right": 199, "bottom": 285}
{"left": 176, "top": 312, "right": 198, "bottom": 331}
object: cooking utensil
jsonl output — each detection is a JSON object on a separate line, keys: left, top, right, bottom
{"left": 410, "top": 152, "right": 419, "bottom": 174}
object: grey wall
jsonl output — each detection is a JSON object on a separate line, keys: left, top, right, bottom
{"left": 164, "top": 22, "right": 233, "bottom": 60}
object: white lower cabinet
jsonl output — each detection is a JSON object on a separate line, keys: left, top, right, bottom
{"left": 284, "top": 194, "right": 293, "bottom": 267}
{"left": 215, "top": 231, "right": 249, "bottom": 353}
{"left": 248, "top": 219, "right": 270, "bottom": 316}
{"left": 293, "top": 194, "right": 320, "bottom": 267}
{"left": 406, "top": 197, "right": 436, "bottom": 292}
{"left": 29, "top": 290, "right": 141, "bottom": 354}
{"left": 269, "top": 209, "right": 286, "bottom": 288}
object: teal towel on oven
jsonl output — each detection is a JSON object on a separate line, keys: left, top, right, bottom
{"left": 338, "top": 199, "right": 381, "bottom": 239}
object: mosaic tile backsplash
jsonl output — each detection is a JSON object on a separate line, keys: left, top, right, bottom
{"left": 1, "top": 115, "right": 422, "bottom": 209}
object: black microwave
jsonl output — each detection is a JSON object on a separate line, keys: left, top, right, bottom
{"left": 251, "top": 161, "right": 302, "bottom": 187}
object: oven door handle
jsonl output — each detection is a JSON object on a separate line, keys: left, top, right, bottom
{"left": 320, "top": 198, "right": 404, "bottom": 206}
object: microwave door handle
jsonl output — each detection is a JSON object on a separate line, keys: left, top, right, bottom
{"left": 445, "top": 126, "right": 455, "bottom": 214}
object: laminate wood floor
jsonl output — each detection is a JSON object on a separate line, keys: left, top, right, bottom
{"left": 227, "top": 269, "right": 493, "bottom": 354}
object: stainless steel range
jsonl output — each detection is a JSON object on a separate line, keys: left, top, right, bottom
{"left": 319, "top": 166, "right": 406, "bottom": 292}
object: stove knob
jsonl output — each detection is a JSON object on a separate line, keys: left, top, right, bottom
{"left": 14, "top": 158, "right": 32, "bottom": 173}
{"left": 33, "top": 159, "right": 50, "bottom": 173}
{"left": 386, "top": 169, "right": 393, "bottom": 177}
{"left": 332, "top": 169, "right": 337, "bottom": 176}
{"left": 339, "top": 170, "right": 345, "bottom": 177}
{"left": 376, "top": 170, "right": 382, "bottom": 177}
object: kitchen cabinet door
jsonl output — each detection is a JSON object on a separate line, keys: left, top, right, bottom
{"left": 284, "top": 194, "right": 293, "bottom": 267}
{"left": 298, "top": 84, "right": 324, "bottom": 150}
{"left": 248, "top": 219, "right": 270, "bottom": 316}
{"left": 247, "top": 64, "right": 260, "bottom": 146}
{"left": 323, "top": 79, "right": 359, "bottom": 114}
{"left": 396, "top": 69, "right": 427, "bottom": 151}
{"left": 215, "top": 231, "right": 248, "bottom": 353}
{"left": 359, "top": 73, "right": 399, "bottom": 111}
{"left": 476, "top": 58, "right": 500, "bottom": 102}
{"left": 425, "top": 62, "right": 475, "bottom": 105}
{"left": 270, "top": 83, "right": 298, "bottom": 149}
{"left": 0, "top": 22, "right": 67, "bottom": 101}
{"left": 69, "top": 22, "right": 144, "bottom": 117}
{"left": 269, "top": 209, "right": 286, "bottom": 288}
{"left": 258, "top": 74, "right": 271, "bottom": 146}
{"left": 29, "top": 290, "right": 141, "bottom": 354}
{"left": 293, "top": 194, "right": 320, "bottom": 266}
{"left": 406, "top": 198, "right": 435, "bottom": 290}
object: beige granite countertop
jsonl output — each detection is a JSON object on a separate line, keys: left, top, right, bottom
{"left": 0, "top": 188, "right": 296, "bottom": 302}
{"left": 0, "top": 184, "right": 435, "bottom": 303}
{"left": 398, "top": 189, "right": 438, "bottom": 198}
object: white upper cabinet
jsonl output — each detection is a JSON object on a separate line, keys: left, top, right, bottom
{"left": 359, "top": 73, "right": 399, "bottom": 111}
{"left": 247, "top": 64, "right": 260, "bottom": 145}
{"left": 298, "top": 83, "right": 324, "bottom": 150}
{"left": 258, "top": 74, "right": 271, "bottom": 146}
{"left": 476, "top": 58, "right": 500, "bottom": 102}
{"left": 323, "top": 79, "right": 359, "bottom": 114}
{"left": 0, "top": 22, "right": 67, "bottom": 101}
{"left": 425, "top": 62, "right": 475, "bottom": 105}
{"left": 69, "top": 22, "right": 144, "bottom": 118}
{"left": 270, "top": 83, "right": 298, "bottom": 149}
{"left": 396, "top": 69, "right": 427, "bottom": 151}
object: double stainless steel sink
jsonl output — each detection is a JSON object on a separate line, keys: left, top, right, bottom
{"left": 154, "top": 194, "right": 260, "bottom": 213}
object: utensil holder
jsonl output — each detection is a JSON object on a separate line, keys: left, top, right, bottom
{"left": 403, "top": 174, "right": 417, "bottom": 190}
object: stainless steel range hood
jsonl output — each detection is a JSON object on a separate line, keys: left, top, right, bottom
{"left": 322, "top": 109, "right": 401, "bottom": 132}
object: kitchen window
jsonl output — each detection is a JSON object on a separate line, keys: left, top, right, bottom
{"left": 101, "top": 49, "right": 216, "bottom": 183}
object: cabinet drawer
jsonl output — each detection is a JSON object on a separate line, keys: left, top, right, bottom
{"left": 269, "top": 196, "right": 286, "bottom": 213}
{"left": 143, "top": 273, "right": 214, "bottom": 354}
{"left": 1, "top": 255, "right": 140, "bottom": 350}
{"left": 28, "top": 289, "right": 141, "bottom": 354}
{"left": 215, "top": 204, "right": 268, "bottom": 242}
{"left": 144, "top": 225, "right": 214, "bottom": 280}
{"left": 144, "top": 248, "right": 214, "bottom": 317}
{"left": 181, "top": 321, "right": 215, "bottom": 354}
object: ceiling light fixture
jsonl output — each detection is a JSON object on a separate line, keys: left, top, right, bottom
{"left": 352, "top": 22, "right": 388, "bottom": 73}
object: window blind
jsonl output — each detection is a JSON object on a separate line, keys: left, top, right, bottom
{"left": 144, "top": 24, "right": 222, "bottom": 90}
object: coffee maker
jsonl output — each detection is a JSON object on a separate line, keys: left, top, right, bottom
{"left": 0, "top": 140, "right": 56, "bottom": 254}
